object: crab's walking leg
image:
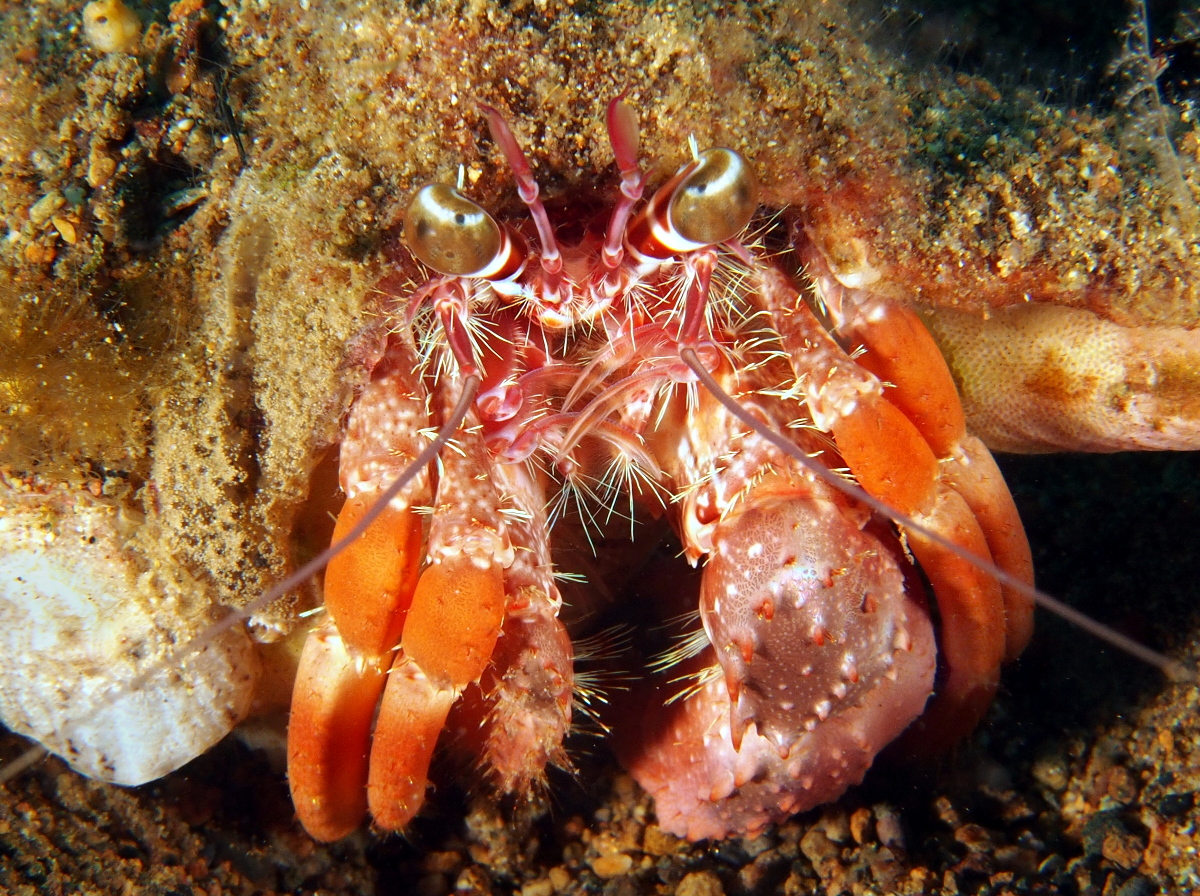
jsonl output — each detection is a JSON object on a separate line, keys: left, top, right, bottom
{"left": 367, "top": 384, "right": 513, "bottom": 831}
{"left": 475, "top": 461, "right": 572, "bottom": 791}
{"left": 288, "top": 332, "right": 433, "bottom": 842}
{"left": 832, "top": 295, "right": 1035, "bottom": 660}
{"left": 322, "top": 336, "right": 432, "bottom": 658}
{"left": 288, "top": 621, "right": 389, "bottom": 841}
{"left": 759, "top": 267, "right": 1032, "bottom": 748}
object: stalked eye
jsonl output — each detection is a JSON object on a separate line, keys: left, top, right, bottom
{"left": 402, "top": 183, "right": 502, "bottom": 276}
{"left": 668, "top": 149, "right": 759, "bottom": 246}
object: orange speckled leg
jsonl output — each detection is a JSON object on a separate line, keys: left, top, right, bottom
{"left": 840, "top": 300, "right": 1034, "bottom": 662}
{"left": 320, "top": 335, "right": 433, "bottom": 662}
{"left": 368, "top": 556, "right": 506, "bottom": 829}
{"left": 287, "top": 619, "right": 388, "bottom": 842}
{"left": 828, "top": 395, "right": 938, "bottom": 515}
{"left": 944, "top": 434, "right": 1035, "bottom": 659}
{"left": 760, "top": 269, "right": 1030, "bottom": 748}
{"left": 323, "top": 494, "right": 424, "bottom": 660}
{"left": 830, "top": 298, "right": 1031, "bottom": 741}
{"left": 902, "top": 488, "right": 1006, "bottom": 750}
{"left": 831, "top": 396, "right": 1006, "bottom": 745}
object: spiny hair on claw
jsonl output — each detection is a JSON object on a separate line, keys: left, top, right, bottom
{"left": 569, "top": 624, "right": 637, "bottom": 734}
{"left": 646, "top": 609, "right": 711, "bottom": 677}
{"left": 633, "top": 606, "right": 731, "bottom": 720}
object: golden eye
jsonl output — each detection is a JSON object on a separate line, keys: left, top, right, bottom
{"left": 668, "top": 149, "right": 759, "bottom": 246}
{"left": 402, "top": 184, "right": 502, "bottom": 276}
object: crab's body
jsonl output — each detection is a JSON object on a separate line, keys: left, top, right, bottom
{"left": 284, "top": 99, "right": 1037, "bottom": 841}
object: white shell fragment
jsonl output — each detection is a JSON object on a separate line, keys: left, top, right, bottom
{"left": 0, "top": 480, "right": 259, "bottom": 785}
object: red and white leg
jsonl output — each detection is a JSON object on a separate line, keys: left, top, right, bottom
{"left": 448, "top": 461, "right": 574, "bottom": 793}
{"left": 366, "top": 379, "right": 514, "bottom": 830}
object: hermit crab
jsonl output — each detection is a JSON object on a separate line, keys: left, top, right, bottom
{"left": 283, "top": 96, "right": 1038, "bottom": 842}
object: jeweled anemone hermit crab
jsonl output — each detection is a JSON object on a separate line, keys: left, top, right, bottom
{"left": 284, "top": 94, "right": 1040, "bottom": 843}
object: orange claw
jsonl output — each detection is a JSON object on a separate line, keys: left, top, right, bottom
{"left": 287, "top": 618, "right": 388, "bottom": 842}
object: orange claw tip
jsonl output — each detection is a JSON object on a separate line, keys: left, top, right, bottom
{"left": 367, "top": 660, "right": 457, "bottom": 831}
{"left": 323, "top": 492, "right": 424, "bottom": 661}
{"left": 287, "top": 619, "right": 388, "bottom": 842}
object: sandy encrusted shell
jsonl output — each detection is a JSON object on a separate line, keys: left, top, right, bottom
{"left": 0, "top": 480, "right": 259, "bottom": 786}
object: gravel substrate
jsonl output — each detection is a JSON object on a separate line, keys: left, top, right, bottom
{"left": 3, "top": 451, "right": 1198, "bottom": 896}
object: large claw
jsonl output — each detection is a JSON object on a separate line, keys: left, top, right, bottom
{"left": 620, "top": 469, "right": 936, "bottom": 840}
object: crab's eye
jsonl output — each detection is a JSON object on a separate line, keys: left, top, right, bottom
{"left": 669, "top": 148, "right": 758, "bottom": 246}
{"left": 403, "top": 184, "right": 502, "bottom": 276}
